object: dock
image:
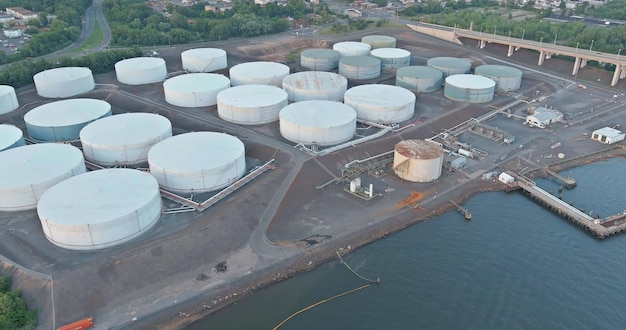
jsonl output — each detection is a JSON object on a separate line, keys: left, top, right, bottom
{"left": 451, "top": 201, "right": 472, "bottom": 220}
{"left": 543, "top": 167, "right": 577, "bottom": 189}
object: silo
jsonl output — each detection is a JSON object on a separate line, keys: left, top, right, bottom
{"left": 115, "top": 57, "right": 167, "bottom": 85}
{"left": 181, "top": 48, "right": 228, "bottom": 72}
{"left": 370, "top": 48, "right": 411, "bottom": 72}
{"left": 300, "top": 48, "right": 341, "bottom": 71}
{"left": 0, "top": 143, "right": 86, "bottom": 211}
{"left": 339, "top": 56, "right": 381, "bottom": 80}
{"left": 163, "top": 73, "right": 230, "bottom": 107}
{"left": 24, "top": 99, "right": 112, "bottom": 142}
{"left": 0, "top": 124, "right": 24, "bottom": 151}
{"left": 395, "top": 66, "right": 443, "bottom": 93}
{"left": 444, "top": 74, "right": 496, "bottom": 103}
{"left": 229, "top": 61, "right": 290, "bottom": 87}
{"left": 80, "top": 113, "right": 172, "bottom": 166}
{"left": 148, "top": 132, "right": 246, "bottom": 194}
{"left": 361, "top": 35, "right": 397, "bottom": 49}
{"left": 333, "top": 42, "right": 371, "bottom": 57}
{"left": 474, "top": 65, "right": 523, "bottom": 93}
{"left": 282, "top": 71, "right": 348, "bottom": 102}
{"left": 33, "top": 67, "right": 95, "bottom": 98}
{"left": 37, "top": 168, "right": 161, "bottom": 251}
{"left": 217, "top": 85, "right": 288, "bottom": 125}
{"left": 344, "top": 84, "right": 416, "bottom": 124}
{"left": 427, "top": 57, "right": 472, "bottom": 78}
{"left": 0, "top": 85, "right": 19, "bottom": 115}
{"left": 393, "top": 139, "right": 443, "bottom": 182}
{"left": 279, "top": 100, "right": 356, "bottom": 146}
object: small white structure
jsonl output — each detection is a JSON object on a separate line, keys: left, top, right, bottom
{"left": 217, "top": 85, "right": 288, "bottom": 125}
{"left": 525, "top": 107, "right": 563, "bottom": 128}
{"left": 498, "top": 172, "right": 515, "bottom": 184}
{"left": 163, "top": 73, "right": 230, "bottom": 107}
{"left": 33, "top": 67, "right": 95, "bottom": 98}
{"left": 115, "top": 57, "right": 167, "bottom": 85}
{"left": 229, "top": 61, "right": 290, "bottom": 87}
{"left": 591, "top": 127, "right": 625, "bottom": 144}
{"left": 0, "top": 85, "right": 19, "bottom": 115}
{"left": 279, "top": 100, "right": 357, "bottom": 146}
{"left": 181, "top": 48, "right": 228, "bottom": 73}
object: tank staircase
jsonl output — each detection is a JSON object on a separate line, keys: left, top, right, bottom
{"left": 316, "top": 151, "right": 394, "bottom": 189}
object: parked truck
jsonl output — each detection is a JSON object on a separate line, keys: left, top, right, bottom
{"left": 57, "top": 317, "right": 93, "bottom": 330}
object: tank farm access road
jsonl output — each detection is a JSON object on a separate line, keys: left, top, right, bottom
{"left": 1, "top": 28, "right": 626, "bottom": 329}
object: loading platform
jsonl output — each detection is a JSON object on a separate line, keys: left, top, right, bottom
{"left": 543, "top": 167, "right": 577, "bottom": 189}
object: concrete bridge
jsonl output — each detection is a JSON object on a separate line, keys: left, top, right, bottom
{"left": 407, "top": 23, "right": 626, "bottom": 87}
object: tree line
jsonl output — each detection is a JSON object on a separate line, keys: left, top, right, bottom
{"left": 0, "top": 274, "right": 37, "bottom": 330}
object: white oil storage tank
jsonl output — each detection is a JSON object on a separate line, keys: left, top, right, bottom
{"left": 370, "top": 48, "right": 411, "bottom": 72}
{"left": 217, "top": 85, "right": 288, "bottom": 125}
{"left": 393, "top": 139, "right": 443, "bottom": 182}
{"left": 361, "top": 35, "right": 396, "bottom": 49}
{"left": 148, "top": 132, "right": 246, "bottom": 194}
{"left": 163, "top": 73, "right": 230, "bottom": 107}
{"left": 33, "top": 67, "right": 95, "bottom": 98}
{"left": 333, "top": 41, "right": 371, "bottom": 57}
{"left": 279, "top": 100, "right": 356, "bottom": 146}
{"left": 0, "top": 143, "right": 86, "bottom": 211}
{"left": 426, "top": 57, "right": 472, "bottom": 78}
{"left": 229, "top": 61, "right": 290, "bottom": 87}
{"left": 0, "top": 85, "right": 19, "bottom": 115}
{"left": 80, "top": 113, "right": 172, "bottom": 166}
{"left": 181, "top": 48, "right": 228, "bottom": 73}
{"left": 24, "top": 98, "right": 112, "bottom": 142}
{"left": 344, "top": 84, "right": 415, "bottom": 124}
{"left": 0, "top": 124, "right": 24, "bottom": 151}
{"left": 474, "top": 64, "right": 523, "bottom": 93}
{"left": 444, "top": 74, "right": 496, "bottom": 103}
{"left": 282, "top": 71, "right": 347, "bottom": 102}
{"left": 395, "top": 66, "right": 443, "bottom": 93}
{"left": 300, "top": 48, "right": 341, "bottom": 71}
{"left": 339, "top": 56, "right": 381, "bottom": 80}
{"left": 37, "top": 168, "right": 161, "bottom": 250}
{"left": 115, "top": 57, "right": 167, "bottom": 85}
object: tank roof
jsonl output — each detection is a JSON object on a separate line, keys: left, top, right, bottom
{"left": 24, "top": 99, "right": 111, "bottom": 126}
{"left": 115, "top": 57, "right": 165, "bottom": 70}
{"left": 339, "top": 55, "right": 381, "bottom": 66}
{"left": 333, "top": 41, "right": 372, "bottom": 51}
{"left": 283, "top": 71, "right": 347, "bottom": 90}
{"left": 301, "top": 48, "right": 340, "bottom": 59}
{"left": 148, "top": 132, "right": 244, "bottom": 173}
{"left": 163, "top": 73, "right": 230, "bottom": 92}
{"left": 446, "top": 74, "right": 495, "bottom": 89}
{"left": 475, "top": 64, "right": 523, "bottom": 77}
{"left": 0, "top": 124, "right": 22, "bottom": 150}
{"left": 396, "top": 139, "right": 443, "bottom": 159}
{"left": 217, "top": 85, "right": 287, "bottom": 107}
{"left": 362, "top": 35, "right": 396, "bottom": 42}
{"left": 37, "top": 168, "right": 159, "bottom": 225}
{"left": 280, "top": 100, "right": 356, "bottom": 128}
{"left": 80, "top": 113, "right": 171, "bottom": 146}
{"left": 370, "top": 48, "right": 411, "bottom": 58}
{"left": 182, "top": 48, "right": 226, "bottom": 58}
{"left": 229, "top": 61, "right": 289, "bottom": 76}
{"left": 397, "top": 66, "right": 443, "bottom": 79}
{"left": 427, "top": 57, "right": 472, "bottom": 69}
{"left": 345, "top": 84, "right": 415, "bottom": 106}
{"left": 33, "top": 67, "right": 92, "bottom": 82}
{"left": 0, "top": 85, "right": 15, "bottom": 94}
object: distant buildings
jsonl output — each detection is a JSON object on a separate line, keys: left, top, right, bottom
{"left": 5, "top": 7, "right": 37, "bottom": 20}
{"left": 3, "top": 28, "right": 22, "bottom": 38}
{"left": 525, "top": 107, "right": 563, "bottom": 129}
{"left": 592, "top": 127, "right": 625, "bottom": 145}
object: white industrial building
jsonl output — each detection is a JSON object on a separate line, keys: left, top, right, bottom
{"left": 37, "top": 168, "right": 162, "bottom": 250}
{"left": 80, "top": 113, "right": 172, "bottom": 166}
{"left": 148, "top": 132, "right": 246, "bottom": 194}
{"left": 3, "top": 28, "right": 22, "bottom": 38}
{"left": 33, "top": 67, "right": 95, "bottom": 98}
{"left": 591, "top": 127, "right": 625, "bottom": 144}
{"left": 217, "top": 84, "right": 288, "bottom": 125}
{"left": 279, "top": 100, "right": 357, "bottom": 146}
{"left": 181, "top": 48, "right": 228, "bottom": 73}
{"left": 115, "top": 57, "right": 167, "bottom": 85}
{"left": 343, "top": 84, "right": 416, "bottom": 124}
{"left": 0, "top": 124, "right": 24, "bottom": 151}
{"left": 0, "top": 85, "right": 19, "bottom": 115}
{"left": 282, "top": 71, "right": 348, "bottom": 102}
{"left": 393, "top": 139, "right": 443, "bottom": 182}
{"left": 229, "top": 61, "right": 290, "bottom": 87}
{"left": 525, "top": 107, "right": 563, "bottom": 128}
{"left": 0, "top": 143, "right": 86, "bottom": 211}
{"left": 163, "top": 73, "right": 230, "bottom": 107}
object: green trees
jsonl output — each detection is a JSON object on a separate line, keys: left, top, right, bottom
{"left": 0, "top": 275, "right": 37, "bottom": 330}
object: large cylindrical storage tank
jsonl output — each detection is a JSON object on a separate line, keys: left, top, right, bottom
{"left": 474, "top": 65, "right": 523, "bottom": 93}
{"left": 427, "top": 57, "right": 472, "bottom": 78}
{"left": 396, "top": 66, "right": 443, "bottom": 93}
{"left": 0, "top": 124, "right": 24, "bottom": 151}
{"left": 0, "top": 85, "right": 19, "bottom": 115}
{"left": 444, "top": 74, "right": 496, "bottom": 103}
{"left": 344, "top": 84, "right": 416, "bottom": 124}
{"left": 37, "top": 168, "right": 162, "bottom": 250}
{"left": 115, "top": 57, "right": 167, "bottom": 85}
{"left": 279, "top": 100, "right": 356, "bottom": 146}
{"left": 333, "top": 42, "right": 371, "bottom": 57}
{"left": 300, "top": 48, "right": 341, "bottom": 71}
{"left": 24, "top": 99, "right": 112, "bottom": 142}
{"left": 370, "top": 48, "right": 411, "bottom": 72}
{"left": 217, "top": 85, "right": 288, "bottom": 125}
{"left": 181, "top": 48, "right": 228, "bottom": 73}
{"left": 33, "top": 67, "right": 95, "bottom": 98}
{"left": 361, "top": 35, "right": 397, "bottom": 49}
{"left": 80, "top": 113, "right": 172, "bottom": 166}
{"left": 0, "top": 143, "right": 86, "bottom": 211}
{"left": 163, "top": 73, "right": 230, "bottom": 107}
{"left": 338, "top": 56, "right": 381, "bottom": 80}
{"left": 229, "top": 61, "right": 290, "bottom": 87}
{"left": 148, "top": 132, "right": 246, "bottom": 194}
{"left": 393, "top": 139, "right": 443, "bottom": 182}
{"left": 282, "top": 71, "right": 348, "bottom": 102}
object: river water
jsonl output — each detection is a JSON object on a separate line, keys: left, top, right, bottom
{"left": 188, "top": 158, "right": 626, "bottom": 330}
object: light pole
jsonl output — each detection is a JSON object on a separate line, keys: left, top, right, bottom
{"left": 479, "top": 28, "right": 483, "bottom": 36}
{"left": 575, "top": 42, "right": 579, "bottom": 54}
{"left": 508, "top": 31, "right": 511, "bottom": 41}
{"left": 539, "top": 36, "right": 543, "bottom": 47}
{"left": 590, "top": 39, "right": 594, "bottom": 51}
{"left": 493, "top": 25, "right": 497, "bottom": 35}
{"left": 617, "top": 48, "right": 622, "bottom": 60}
{"left": 521, "top": 29, "right": 525, "bottom": 40}
{"left": 553, "top": 34, "right": 557, "bottom": 45}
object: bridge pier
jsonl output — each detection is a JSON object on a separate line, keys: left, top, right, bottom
{"left": 581, "top": 58, "right": 588, "bottom": 68}
{"left": 572, "top": 57, "right": 582, "bottom": 75}
{"left": 478, "top": 40, "right": 486, "bottom": 49}
{"left": 611, "top": 64, "right": 624, "bottom": 86}
{"left": 507, "top": 45, "right": 514, "bottom": 57}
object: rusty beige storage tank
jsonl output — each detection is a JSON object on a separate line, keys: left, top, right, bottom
{"left": 370, "top": 48, "right": 411, "bottom": 72}
{"left": 426, "top": 57, "right": 472, "bottom": 78}
{"left": 300, "top": 48, "right": 341, "bottom": 71}
{"left": 217, "top": 85, "right": 288, "bottom": 125}
{"left": 0, "top": 85, "right": 19, "bottom": 115}
{"left": 393, "top": 139, "right": 443, "bottom": 182}
{"left": 229, "top": 61, "right": 290, "bottom": 87}
{"left": 33, "top": 67, "right": 95, "bottom": 98}
{"left": 163, "top": 73, "right": 230, "bottom": 107}
{"left": 474, "top": 64, "right": 523, "bottom": 93}
{"left": 444, "top": 74, "right": 496, "bottom": 103}
{"left": 115, "top": 57, "right": 167, "bottom": 85}
{"left": 338, "top": 56, "right": 381, "bottom": 80}
{"left": 395, "top": 66, "right": 443, "bottom": 93}
{"left": 361, "top": 35, "right": 397, "bottom": 49}
{"left": 282, "top": 71, "right": 347, "bottom": 102}
{"left": 181, "top": 48, "right": 228, "bottom": 72}
{"left": 343, "top": 84, "right": 416, "bottom": 124}
{"left": 332, "top": 41, "right": 372, "bottom": 57}
{"left": 0, "top": 124, "right": 24, "bottom": 151}
{"left": 279, "top": 100, "right": 356, "bottom": 146}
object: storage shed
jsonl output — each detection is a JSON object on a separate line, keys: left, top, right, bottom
{"left": 591, "top": 127, "right": 625, "bottom": 144}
